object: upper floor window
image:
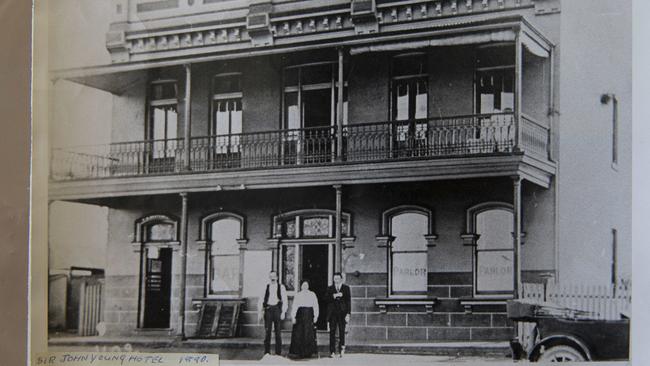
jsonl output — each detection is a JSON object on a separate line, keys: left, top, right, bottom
{"left": 283, "top": 62, "right": 348, "bottom": 131}
{"left": 282, "top": 62, "right": 348, "bottom": 164}
{"left": 148, "top": 80, "right": 179, "bottom": 167}
{"left": 211, "top": 73, "right": 243, "bottom": 160}
{"left": 391, "top": 54, "right": 428, "bottom": 157}
{"left": 391, "top": 53, "right": 428, "bottom": 121}
{"left": 475, "top": 45, "right": 514, "bottom": 114}
{"left": 148, "top": 80, "right": 178, "bottom": 141}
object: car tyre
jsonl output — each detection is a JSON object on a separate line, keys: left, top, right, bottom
{"left": 537, "top": 345, "right": 586, "bottom": 362}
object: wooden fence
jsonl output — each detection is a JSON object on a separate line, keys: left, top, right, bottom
{"left": 522, "top": 281, "right": 631, "bottom": 320}
{"left": 78, "top": 279, "right": 104, "bottom": 336}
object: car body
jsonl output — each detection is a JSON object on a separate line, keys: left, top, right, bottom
{"left": 507, "top": 299, "right": 630, "bottom": 362}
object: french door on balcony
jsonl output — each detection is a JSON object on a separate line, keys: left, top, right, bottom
{"left": 146, "top": 80, "right": 179, "bottom": 174}
{"left": 148, "top": 103, "right": 179, "bottom": 173}
{"left": 210, "top": 73, "right": 243, "bottom": 169}
{"left": 283, "top": 62, "right": 347, "bottom": 165}
{"left": 211, "top": 99, "right": 242, "bottom": 169}
{"left": 390, "top": 54, "right": 429, "bottom": 158}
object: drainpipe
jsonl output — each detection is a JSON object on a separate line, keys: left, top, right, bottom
{"left": 336, "top": 48, "right": 345, "bottom": 161}
{"left": 512, "top": 176, "right": 522, "bottom": 299}
{"left": 514, "top": 29, "right": 523, "bottom": 151}
{"left": 178, "top": 192, "right": 189, "bottom": 338}
{"left": 334, "top": 185, "right": 343, "bottom": 273}
{"left": 183, "top": 64, "right": 192, "bottom": 171}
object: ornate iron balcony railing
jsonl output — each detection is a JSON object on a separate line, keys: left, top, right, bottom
{"left": 51, "top": 112, "right": 548, "bottom": 181}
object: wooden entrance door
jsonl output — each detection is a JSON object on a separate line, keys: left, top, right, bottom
{"left": 142, "top": 248, "right": 172, "bottom": 328}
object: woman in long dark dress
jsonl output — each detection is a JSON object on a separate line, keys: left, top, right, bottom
{"left": 289, "top": 280, "right": 319, "bottom": 359}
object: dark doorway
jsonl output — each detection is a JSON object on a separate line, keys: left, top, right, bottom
{"left": 142, "top": 248, "right": 172, "bottom": 328}
{"left": 301, "top": 245, "right": 329, "bottom": 330}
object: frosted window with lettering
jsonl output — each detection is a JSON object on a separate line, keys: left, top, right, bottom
{"left": 391, "top": 212, "right": 428, "bottom": 294}
{"left": 476, "top": 209, "right": 513, "bottom": 250}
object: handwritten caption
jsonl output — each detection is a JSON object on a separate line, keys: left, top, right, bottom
{"left": 34, "top": 353, "right": 218, "bottom": 366}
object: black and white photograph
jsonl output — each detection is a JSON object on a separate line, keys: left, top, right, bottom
{"left": 40, "top": 0, "right": 633, "bottom": 363}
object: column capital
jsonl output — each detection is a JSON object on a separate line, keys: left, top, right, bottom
{"left": 511, "top": 175, "right": 522, "bottom": 184}
{"left": 333, "top": 184, "right": 343, "bottom": 190}
{"left": 179, "top": 192, "right": 188, "bottom": 198}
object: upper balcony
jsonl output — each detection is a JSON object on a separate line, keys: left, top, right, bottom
{"left": 50, "top": 4, "right": 557, "bottom": 201}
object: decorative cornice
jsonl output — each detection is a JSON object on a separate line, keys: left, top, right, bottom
{"left": 107, "top": 0, "right": 540, "bottom": 62}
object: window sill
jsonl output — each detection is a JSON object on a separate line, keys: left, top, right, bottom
{"left": 459, "top": 297, "right": 510, "bottom": 313}
{"left": 191, "top": 297, "right": 245, "bottom": 310}
{"left": 374, "top": 297, "right": 437, "bottom": 314}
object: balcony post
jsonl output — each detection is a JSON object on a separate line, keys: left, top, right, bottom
{"left": 178, "top": 192, "right": 189, "bottom": 338}
{"left": 334, "top": 184, "right": 343, "bottom": 272}
{"left": 512, "top": 176, "right": 522, "bottom": 299}
{"left": 336, "top": 48, "right": 345, "bottom": 162}
{"left": 183, "top": 64, "right": 192, "bottom": 171}
{"left": 514, "top": 30, "right": 523, "bottom": 152}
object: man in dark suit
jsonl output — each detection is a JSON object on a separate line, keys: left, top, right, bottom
{"left": 326, "top": 272, "right": 351, "bottom": 358}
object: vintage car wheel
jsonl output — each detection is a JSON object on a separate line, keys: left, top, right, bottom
{"left": 538, "top": 345, "right": 586, "bottom": 362}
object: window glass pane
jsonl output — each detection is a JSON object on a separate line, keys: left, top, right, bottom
{"left": 213, "top": 74, "right": 241, "bottom": 94}
{"left": 210, "top": 218, "right": 240, "bottom": 255}
{"left": 151, "top": 82, "right": 177, "bottom": 100}
{"left": 285, "top": 92, "right": 300, "bottom": 130}
{"left": 415, "top": 80, "right": 428, "bottom": 119}
{"left": 395, "top": 83, "right": 410, "bottom": 121}
{"left": 302, "top": 64, "right": 332, "bottom": 85}
{"left": 152, "top": 107, "right": 167, "bottom": 140}
{"left": 336, "top": 88, "right": 349, "bottom": 125}
{"left": 166, "top": 108, "right": 178, "bottom": 140}
{"left": 284, "top": 220, "right": 297, "bottom": 238}
{"left": 215, "top": 102, "right": 230, "bottom": 136}
{"left": 284, "top": 69, "right": 299, "bottom": 87}
{"left": 477, "top": 70, "right": 514, "bottom": 113}
{"left": 393, "top": 54, "right": 426, "bottom": 77}
{"left": 391, "top": 212, "right": 427, "bottom": 252}
{"left": 231, "top": 101, "right": 242, "bottom": 152}
{"left": 476, "top": 45, "right": 515, "bottom": 68}
{"left": 210, "top": 255, "right": 240, "bottom": 293}
{"left": 282, "top": 245, "right": 296, "bottom": 291}
{"left": 147, "top": 223, "right": 174, "bottom": 241}
{"left": 476, "top": 209, "right": 513, "bottom": 250}
{"left": 392, "top": 252, "right": 427, "bottom": 292}
{"left": 476, "top": 251, "right": 514, "bottom": 293}
{"left": 302, "top": 217, "right": 330, "bottom": 237}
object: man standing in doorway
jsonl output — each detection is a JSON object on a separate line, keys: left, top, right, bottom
{"left": 258, "top": 271, "right": 288, "bottom": 355}
{"left": 326, "top": 272, "right": 350, "bottom": 358}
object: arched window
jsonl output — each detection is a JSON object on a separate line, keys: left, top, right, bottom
{"left": 199, "top": 213, "right": 246, "bottom": 297}
{"left": 380, "top": 206, "right": 436, "bottom": 297}
{"left": 465, "top": 202, "right": 515, "bottom": 296}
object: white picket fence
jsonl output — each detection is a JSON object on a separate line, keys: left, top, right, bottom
{"left": 522, "top": 281, "right": 631, "bottom": 320}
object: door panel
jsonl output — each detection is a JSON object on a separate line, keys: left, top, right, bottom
{"left": 142, "top": 248, "right": 172, "bottom": 328}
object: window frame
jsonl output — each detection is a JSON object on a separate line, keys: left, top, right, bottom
{"left": 272, "top": 209, "right": 352, "bottom": 295}
{"left": 147, "top": 80, "right": 179, "bottom": 165}
{"left": 465, "top": 202, "right": 516, "bottom": 298}
{"left": 474, "top": 44, "right": 515, "bottom": 115}
{"left": 389, "top": 53, "right": 429, "bottom": 158}
{"left": 198, "top": 212, "right": 247, "bottom": 298}
{"left": 381, "top": 205, "right": 435, "bottom": 298}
